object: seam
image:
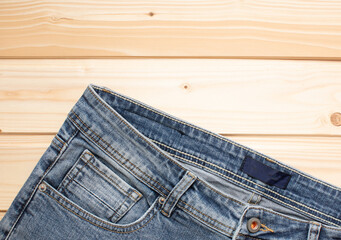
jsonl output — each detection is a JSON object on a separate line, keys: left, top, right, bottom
{"left": 166, "top": 149, "right": 341, "bottom": 227}
{"left": 56, "top": 149, "right": 87, "bottom": 192}
{"left": 68, "top": 127, "right": 80, "bottom": 144}
{"left": 150, "top": 137, "right": 341, "bottom": 222}
{"left": 71, "top": 88, "right": 341, "bottom": 229}
{"left": 255, "top": 195, "right": 261, "bottom": 205}
{"left": 87, "top": 88, "right": 189, "bottom": 174}
{"left": 88, "top": 87, "right": 340, "bottom": 228}
{"left": 160, "top": 209, "right": 168, "bottom": 216}
{"left": 309, "top": 223, "right": 321, "bottom": 240}
{"left": 70, "top": 111, "right": 244, "bottom": 234}
{"left": 54, "top": 135, "right": 64, "bottom": 146}
{"left": 177, "top": 205, "right": 233, "bottom": 237}
{"left": 93, "top": 85, "right": 341, "bottom": 193}
{"left": 309, "top": 224, "right": 314, "bottom": 240}
{"left": 60, "top": 153, "right": 93, "bottom": 194}
{"left": 178, "top": 200, "right": 234, "bottom": 230}
{"left": 69, "top": 110, "right": 169, "bottom": 194}
{"left": 4, "top": 132, "right": 71, "bottom": 240}
{"left": 169, "top": 173, "right": 194, "bottom": 208}
{"left": 322, "top": 225, "right": 341, "bottom": 231}
{"left": 248, "top": 192, "right": 255, "bottom": 204}
{"left": 196, "top": 177, "right": 244, "bottom": 206}
{"left": 111, "top": 190, "right": 133, "bottom": 220}
{"left": 72, "top": 179, "right": 119, "bottom": 216}
{"left": 67, "top": 111, "right": 170, "bottom": 196}
{"left": 163, "top": 173, "right": 195, "bottom": 215}
{"left": 133, "top": 190, "right": 142, "bottom": 199}
{"left": 45, "top": 183, "right": 157, "bottom": 229}
{"left": 238, "top": 233, "right": 263, "bottom": 240}
{"left": 315, "top": 224, "right": 321, "bottom": 240}
{"left": 250, "top": 206, "right": 333, "bottom": 225}
{"left": 42, "top": 188, "right": 158, "bottom": 234}
{"left": 69, "top": 102, "right": 341, "bottom": 229}
{"left": 80, "top": 151, "right": 142, "bottom": 201}
{"left": 86, "top": 158, "right": 130, "bottom": 197}
{"left": 171, "top": 153, "right": 341, "bottom": 228}
{"left": 309, "top": 225, "right": 313, "bottom": 240}
{"left": 151, "top": 137, "right": 340, "bottom": 223}
{"left": 51, "top": 141, "right": 62, "bottom": 151}
{"left": 53, "top": 134, "right": 67, "bottom": 151}
{"left": 68, "top": 106, "right": 251, "bottom": 229}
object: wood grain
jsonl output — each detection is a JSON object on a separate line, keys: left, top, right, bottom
{"left": 1, "top": 0, "right": 341, "bottom": 231}
{"left": 0, "top": 212, "right": 5, "bottom": 221}
{"left": 1, "top": 1, "right": 341, "bottom": 58}
{"left": 1, "top": 59, "right": 341, "bottom": 134}
{"left": 1, "top": 134, "right": 340, "bottom": 210}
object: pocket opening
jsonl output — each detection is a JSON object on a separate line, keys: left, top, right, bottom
{"left": 56, "top": 148, "right": 143, "bottom": 223}
{"left": 38, "top": 180, "right": 162, "bottom": 233}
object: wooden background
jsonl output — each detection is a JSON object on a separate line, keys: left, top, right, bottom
{"left": 1, "top": 0, "right": 341, "bottom": 221}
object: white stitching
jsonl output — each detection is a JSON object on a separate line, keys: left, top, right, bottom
{"left": 149, "top": 137, "right": 341, "bottom": 225}
{"left": 4, "top": 129, "right": 78, "bottom": 240}
{"left": 91, "top": 85, "right": 341, "bottom": 193}
{"left": 89, "top": 85, "right": 341, "bottom": 228}
{"left": 162, "top": 172, "right": 195, "bottom": 216}
{"left": 169, "top": 151, "right": 341, "bottom": 228}
{"left": 248, "top": 192, "right": 255, "bottom": 204}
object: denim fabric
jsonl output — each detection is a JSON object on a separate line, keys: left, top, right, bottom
{"left": 1, "top": 83, "right": 341, "bottom": 240}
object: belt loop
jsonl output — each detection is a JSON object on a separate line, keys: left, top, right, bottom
{"left": 307, "top": 221, "right": 322, "bottom": 240}
{"left": 160, "top": 170, "right": 197, "bottom": 218}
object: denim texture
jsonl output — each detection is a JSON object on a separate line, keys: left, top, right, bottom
{"left": 1, "top": 83, "right": 341, "bottom": 239}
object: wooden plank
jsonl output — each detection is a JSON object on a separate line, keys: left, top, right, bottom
{"left": 1, "top": 134, "right": 341, "bottom": 210}
{"left": 0, "top": 211, "right": 5, "bottom": 221}
{"left": 1, "top": 59, "right": 341, "bottom": 134}
{"left": 1, "top": 1, "right": 341, "bottom": 58}
{"left": 0, "top": 135, "right": 54, "bottom": 211}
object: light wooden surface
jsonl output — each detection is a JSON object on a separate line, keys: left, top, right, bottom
{"left": 1, "top": 0, "right": 341, "bottom": 221}
{"left": 1, "top": 1, "right": 341, "bottom": 58}
{"left": 1, "top": 59, "right": 341, "bottom": 134}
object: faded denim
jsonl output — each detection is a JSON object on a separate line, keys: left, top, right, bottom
{"left": 1, "top": 84, "right": 341, "bottom": 239}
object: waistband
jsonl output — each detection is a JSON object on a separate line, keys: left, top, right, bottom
{"left": 67, "top": 83, "right": 341, "bottom": 239}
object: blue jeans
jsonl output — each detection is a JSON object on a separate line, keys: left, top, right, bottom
{"left": 1, "top": 84, "right": 341, "bottom": 240}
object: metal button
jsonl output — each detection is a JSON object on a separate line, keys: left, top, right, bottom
{"left": 247, "top": 217, "right": 261, "bottom": 233}
{"left": 38, "top": 183, "right": 47, "bottom": 192}
{"left": 158, "top": 196, "right": 165, "bottom": 204}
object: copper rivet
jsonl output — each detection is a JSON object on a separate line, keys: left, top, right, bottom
{"left": 39, "top": 183, "right": 47, "bottom": 192}
{"left": 159, "top": 197, "right": 165, "bottom": 204}
{"left": 247, "top": 217, "right": 261, "bottom": 233}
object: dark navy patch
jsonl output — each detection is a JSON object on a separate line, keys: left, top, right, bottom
{"left": 241, "top": 155, "right": 291, "bottom": 189}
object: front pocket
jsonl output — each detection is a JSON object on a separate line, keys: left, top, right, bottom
{"left": 57, "top": 148, "right": 143, "bottom": 223}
